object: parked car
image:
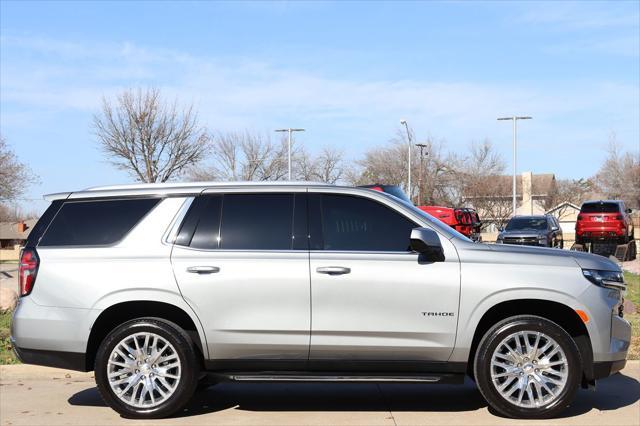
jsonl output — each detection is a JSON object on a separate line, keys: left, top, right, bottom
{"left": 357, "top": 183, "right": 411, "bottom": 202}
{"left": 496, "top": 215, "right": 563, "bottom": 248}
{"left": 576, "top": 200, "right": 635, "bottom": 246}
{"left": 12, "top": 182, "right": 629, "bottom": 419}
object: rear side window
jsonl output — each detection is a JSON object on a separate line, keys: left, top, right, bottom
{"left": 177, "top": 193, "right": 307, "bottom": 250}
{"left": 39, "top": 198, "right": 160, "bottom": 246}
{"left": 221, "top": 193, "right": 294, "bottom": 250}
{"left": 312, "top": 194, "right": 417, "bottom": 251}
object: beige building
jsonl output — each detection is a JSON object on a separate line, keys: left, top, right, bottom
{"left": 0, "top": 219, "right": 36, "bottom": 261}
{"left": 545, "top": 201, "right": 580, "bottom": 235}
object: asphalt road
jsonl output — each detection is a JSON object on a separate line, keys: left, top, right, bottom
{"left": 0, "top": 362, "right": 638, "bottom": 426}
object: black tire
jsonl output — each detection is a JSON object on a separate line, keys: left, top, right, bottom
{"left": 474, "top": 315, "right": 582, "bottom": 419}
{"left": 95, "top": 317, "right": 200, "bottom": 419}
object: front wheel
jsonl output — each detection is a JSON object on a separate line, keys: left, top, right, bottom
{"left": 474, "top": 315, "right": 581, "bottom": 419}
{"left": 95, "top": 318, "right": 200, "bottom": 419}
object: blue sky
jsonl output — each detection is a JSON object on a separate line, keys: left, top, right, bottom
{"left": 1, "top": 0, "right": 639, "bottom": 213}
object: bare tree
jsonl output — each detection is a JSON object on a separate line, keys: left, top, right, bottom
{"left": 455, "top": 140, "right": 510, "bottom": 229}
{"left": 189, "top": 131, "right": 289, "bottom": 181}
{"left": 547, "top": 178, "right": 593, "bottom": 212}
{"left": 594, "top": 133, "right": 640, "bottom": 208}
{"left": 295, "top": 146, "right": 345, "bottom": 184}
{"left": 191, "top": 131, "right": 348, "bottom": 184}
{"left": 349, "top": 129, "right": 454, "bottom": 205}
{"left": 0, "top": 136, "right": 36, "bottom": 202}
{"left": 93, "top": 88, "right": 211, "bottom": 183}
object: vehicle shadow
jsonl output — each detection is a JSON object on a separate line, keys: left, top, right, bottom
{"left": 68, "top": 373, "right": 640, "bottom": 419}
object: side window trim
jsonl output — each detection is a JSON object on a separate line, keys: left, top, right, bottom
{"left": 175, "top": 192, "right": 308, "bottom": 252}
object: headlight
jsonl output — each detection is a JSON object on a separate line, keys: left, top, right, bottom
{"left": 582, "top": 269, "right": 626, "bottom": 290}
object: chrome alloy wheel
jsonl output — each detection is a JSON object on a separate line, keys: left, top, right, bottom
{"left": 107, "top": 332, "right": 182, "bottom": 408}
{"left": 490, "top": 331, "right": 569, "bottom": 408}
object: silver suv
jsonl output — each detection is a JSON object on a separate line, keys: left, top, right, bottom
{"left": 11, "top": 182, "right": 630, "bottom": 419}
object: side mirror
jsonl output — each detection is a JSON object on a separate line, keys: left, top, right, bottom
{"left": 410, "top": 227, "right": 445, "bottom": 262}
{"left": 551, "top": 226, "right": 559, "bottom": 231}
{"left": 626, "top": 208, "right": 633, "bottom": 214}
{"left": 498, "top": 227, "right": 504, "bottom": 232}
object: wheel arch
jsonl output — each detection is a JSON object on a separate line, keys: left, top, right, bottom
{"left": 467, "top": 299, "right": 593, "bottom": 384}
{"left": 85, "top": 300, "right": 207, "bottom": 371}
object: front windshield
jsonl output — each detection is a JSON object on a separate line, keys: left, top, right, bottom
{"left": 506, "top": 217, "right": 548, "bottom": 231}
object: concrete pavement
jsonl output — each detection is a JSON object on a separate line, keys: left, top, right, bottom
{"left": 0, "top": 362, "right": 638, "bottom": 426}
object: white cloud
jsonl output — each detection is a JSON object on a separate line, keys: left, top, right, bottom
{"left": 1, "top": 36, "right": 638, "bottom": 159}
{"left": 519, "top": 1, "right": 639, "bottom": 30}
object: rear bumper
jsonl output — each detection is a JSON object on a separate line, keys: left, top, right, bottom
{"left": 11, "top": 340, "right": 87, "bottom": 371}
{"left": 576, "top": 229, "right": 624, "bottom": 238}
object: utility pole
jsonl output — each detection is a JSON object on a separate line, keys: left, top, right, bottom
{"left": 497, "top": 116, "right": 532, "bottom": 216}
{"left": 400, "top": 120, "right": 412, "bottom": 200}
{"left": 274, "top": 128, "right": 305, "bottom": 180}
{"left": 416, "top": 143, "right": 428, "bottom": 205}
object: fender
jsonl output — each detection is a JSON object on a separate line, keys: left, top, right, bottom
{"left": 449, "top": 287, "right": 597, "bottom": 363}
{"left": 87, "top": 288, "right": 209, "bottom": 359}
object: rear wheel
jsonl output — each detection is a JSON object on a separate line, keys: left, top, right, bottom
{"left": 95, "top": 318, "right": 200, "bottom": 419}
{"left": 474, "top": 315, "right": 581, "bottom": 419}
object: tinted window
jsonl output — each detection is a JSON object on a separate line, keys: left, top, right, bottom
{"left": 26, "top": 200, "right": 63, "bottom": 247}
{"left": 178, "top": 196, "right": 223, "bottom": 249}
{"left": 581, "top": 202, "right": 620, "bottom": 214}
{"left": 220, "top": 193, "right": 294, "bottom": 250}
{"left": 318, "top": 194, "right": 416, "bottom": 251}
{"left": 39, "top": 198, "right": 159, "bottom": 246}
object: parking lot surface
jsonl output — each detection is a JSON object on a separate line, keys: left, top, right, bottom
{"left": 0, "top": 362, "right": 638, "bottom": 426}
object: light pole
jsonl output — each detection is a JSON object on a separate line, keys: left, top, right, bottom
{"left": 416, "top": 143, "right": 428, "bottom": 205}
{"left": 497, "top": 116, "right": 532, "bottom": 216}
{"left": 400, "top": 120, "right": 412, "bottom": 199}
{"left": 275, "top": 128, "right": 305, "bottom": 180}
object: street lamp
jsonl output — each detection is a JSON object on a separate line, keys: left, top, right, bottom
{"left": 415, "top": 143, "right": 428, "bottom": 205}
{"left": 497, "top": 116, "right": 532, "bottom": 216}
{"left": 275, "top": 128, "right": 305, "bottom": 180}
{"left": 400, "top": 120, "right": 412, "bottom": 199}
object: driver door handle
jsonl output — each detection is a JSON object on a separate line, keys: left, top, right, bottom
{"left": 186, "top": 266, "right": 220, "bottom": 274}
{"left": 316, "top": 266, "right": 351, "bottom": 275}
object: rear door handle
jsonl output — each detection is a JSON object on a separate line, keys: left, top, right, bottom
{"left": 316, "top": 266, "right": 351, "bottom": 275}
{"left": 186, "top": 266, "right": 220, "bottom": 274}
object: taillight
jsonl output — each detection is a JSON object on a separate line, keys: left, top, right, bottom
{"left": 18, "top": 248, "right": 39, "bottom": 297}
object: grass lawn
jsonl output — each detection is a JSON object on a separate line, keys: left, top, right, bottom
{"left": 0, "top": 310, "right": 19, "bottom": 364}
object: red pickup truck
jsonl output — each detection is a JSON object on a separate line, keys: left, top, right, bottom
{"left": 418, "top": 206, "right": 482, "bottom": 241}
{"left": 358, "top": 184, "right": 482, "bottom": 241}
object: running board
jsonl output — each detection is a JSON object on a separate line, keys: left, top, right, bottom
{"left": 212, "top": 372, "right": 464, "bottom": 384}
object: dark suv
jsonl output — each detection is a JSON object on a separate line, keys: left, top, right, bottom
{"left": 496, "top": 215, "right": 563, "bottom": 248}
